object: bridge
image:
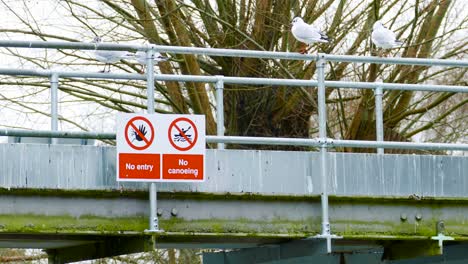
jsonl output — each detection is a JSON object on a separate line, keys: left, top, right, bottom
{"left": 0, "top": 40, "right": 467, "bottom": 263}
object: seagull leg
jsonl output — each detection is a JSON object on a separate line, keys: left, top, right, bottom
{"left": 382, "top": 50, "right": 389, "bottom": 58}
{"left": 298, "top": 43, "right": 308, "bottom": 54}
{"left": 139, "top": 65, "right": 146, "bottom": 74}
{"left": 99, "top": 64, "right": 107, "bottom": 73}
{"left": 377, "top": 49, "right": 383, "bottom": 58}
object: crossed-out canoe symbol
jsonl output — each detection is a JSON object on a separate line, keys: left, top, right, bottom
{"left": 168, "top": 117, "right": 198, "bottom": 151}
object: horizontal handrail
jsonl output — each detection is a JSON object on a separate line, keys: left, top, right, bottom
{"left": 1, "top": 129, "right": 467, "bottom": 152}
{"left": 208, "top": 136, "right": 468, "bottom": 151}
{"left": 0, "top": 129, "right": 115, "bottom": 140}
{"left": 0, "top": 40, "right": 142, "bottom": 51}
{"left": 0, "top": 69, "right": 466, "bottom": 93}
{"left": 0, "top": 40, "right": 467, "bottom": 67}
{"left": 0, "top": 68, "right": 145, "bottom": 80}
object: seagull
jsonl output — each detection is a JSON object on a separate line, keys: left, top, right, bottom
{"left": 131, "top": 51, "right": 169, "bottom": 73}
{"left": 91, "top": 36, "right": 132, "bottom": 72}
{"left": 371, "top": 21, "right": 403, "bottom": 56}
{"left": 291, "top": 17, "right": 329, "bottom": 54}
{"left": 134, "top": 51, "right": 169, "bottom": 65}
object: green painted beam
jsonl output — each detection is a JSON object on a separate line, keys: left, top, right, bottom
{"left": 0, "top": 191, "right": 467, "bottom": 241}
{"left": 1, "top": 190, "right": 467, "bottom": 262}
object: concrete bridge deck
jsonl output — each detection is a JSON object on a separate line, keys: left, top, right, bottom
{"left": 0, "top": 143, "right": 467, "bottom": 263}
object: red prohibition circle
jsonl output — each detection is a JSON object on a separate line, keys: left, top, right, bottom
{"left": 124, "top": 116, "right": 155, "bottom": 150}
{"left": 168, "top": 117, "right": 198, "bottom": 151}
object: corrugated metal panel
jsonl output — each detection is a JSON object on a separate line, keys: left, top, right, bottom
{"left": 0, "top": 144, "right": 466, "bottom": 197}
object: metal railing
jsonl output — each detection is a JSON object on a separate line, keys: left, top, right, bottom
{"left": 2, "top": 39, "right": 468, "bottom": 66}
{"left": 0, "top": 40, "right": 467, "bottom": 252}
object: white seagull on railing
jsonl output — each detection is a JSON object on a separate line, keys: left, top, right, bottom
{"left": 371, "top": 21, "right": 403, "bottom": 56}
{"left": 91, "top": 36, "right": 132, "bottom": 72}
{"left": 134, "top": 51, "right": 168, "bottom": 65}
{"left": 291, "top": 17, "right": 329, "bottom": 54}
{"left": 132, "top": 51, "right": 169, "bottom": 73}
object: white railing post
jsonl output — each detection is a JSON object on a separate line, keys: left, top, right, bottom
{"left": 375, "top": 80, "right": 384, "bottom": 154}
{"left": 215, "top": 76, "right": 225, "bottom": 150}
{"left": 145, "top": 46, "right": 160, "bottom": 232}
{"left": 316, "top": 53, "right": 333, "bottom": 253}
{"left": 50, "top": 72, "right": 59, "bottom": 145}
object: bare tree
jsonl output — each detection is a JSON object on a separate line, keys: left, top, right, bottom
{"left": 0, "top": 0, "right": 466, "bottom": 152}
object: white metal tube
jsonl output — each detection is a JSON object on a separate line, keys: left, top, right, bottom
{"left": 328, "top": 139, "right": 468, "bottom": 151}
{"left": 149, "top": 183, "right": 158, "bottom": 231}
{"left": 146, "top": 48, "right": 159, "bottom": 232}
{"left": 317, "top": 57, "right": 327, "bottom": 140}
{"left": 156, "top": 75, "right": 467, "bottom": 93}
{"left": 207, "top": 136, "right": 468, "bottom": 151}
{"left": 0, "top": 40, "right": 466, "bottom": 67}
{"left": 208, "top": 136, "right": 321, "bottom": 146}
{"left": 317, "top": 54, "right": 332, "bottom": 253}
{"left": 324, "top": 80, "right": 468, "bottom": 93}
{"left": 1, "top": 128, "right": 467, "bottom": 151}
{"left": 0, "top": 68, "right": 145, "bottom": 80}
{"left": 0, "top": 40, "right": 141, "bottom": 51}
{"left": 0, "top": 128, "right": 115, "bottom": 139}
{"left": 1, "top": 68, "right": 466, "bottom": 93}
{"left": 50, "top": 73, "right": 59, "bottom": 145}
{"left": 146, "top": 49, "right": 155, "bottom": 113}
{"left": 375, "top": 82, "right": 384, "bottom": 155}
{"left": 321, "top": 53, "right": 468, "bottom": 67}
{"left": 215, "top": 76, "right": 225, "bottom": 150}
{"left": 153, "top": 45, "right": 468, "bottom": 67}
